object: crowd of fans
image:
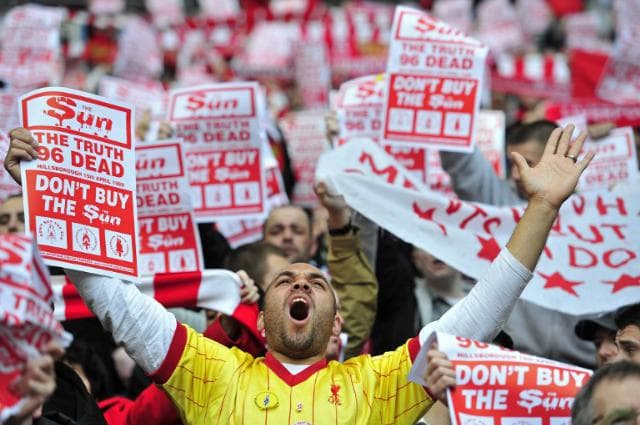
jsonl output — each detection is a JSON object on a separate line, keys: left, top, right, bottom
{"left": 1, "top": 0, "right": 640, "bottom": 424}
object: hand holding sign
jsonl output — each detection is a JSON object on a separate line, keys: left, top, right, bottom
{"left": 424, "top": 343, "right": 456, "bottom": 405}
{"left": 315, "top": 181, "right": 351, "bottom": 230}
{"left": 7, "top": 341, "right": 63, "bottom": 425}
{"left": 4, "top": 128, "right": 39, "bottom": 185}
{"left": 512, "top": 125, "right": 595, "bottom": 211}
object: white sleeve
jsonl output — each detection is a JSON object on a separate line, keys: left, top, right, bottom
{"left": 65, "top": 270, "right": 176, "bottom": 374}
{"left": 419, "top": 248, "right": 533, "bottom": 344}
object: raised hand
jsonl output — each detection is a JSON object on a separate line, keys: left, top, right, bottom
{"left": 314, "top": 181, "right": 351, "bottom": 230}
{"left": 4, "top": 128, "right": 40, "bottom": 186}
{"left": 237, "top": 270, "right": 260, "bottom": 304}
{"left": 511, "top": 125, "right": 595, "bottom": 211}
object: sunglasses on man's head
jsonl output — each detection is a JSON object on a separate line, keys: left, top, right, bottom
{"left": 0, "top": 212, "right": 24, "bottom": 225}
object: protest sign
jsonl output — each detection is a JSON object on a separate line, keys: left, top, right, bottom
{"left": 317, "top": 139, "right": 640, "bottom": 315}
{"left": 0, "top": 132, "right": 21, "bottom": 204}
{"left": 51, "top": 270, "right": 241, "bottom": 321}
{"left": 294, "top": 40, "right": 330, "bottom": 110}
{"left": 19, "top": 87, "right": 139, "bottom": 280}
{"left": 99, "top": 76, "right": 166, "bottom": 122}
{"left": 136, "top": 141, "right": 203, "bottom": 275}
{"left": 113, "top": 17, "right": 163, "bottom": 81}
{"left": 335, "top": 74, "right": 385, "bottom": 146}
{"left": 383, "top": 6, "right": 488, "bottom": 153}
{"left": 168, "top": 82, "right": 267, "bottom": 221}
{"left": 576, "top": 127, "right": 640, "bottom": 192}
{"left": 217, "top": 144, "right": 289, "bottom": 248}
{"left": 409, "top": 332, "right": 592, "bottom": 424}
{"left": 0, "top": 234, "right": 72, "bottom": 423}
{"left": 0, "top": 5, "right": 65, "bottom": 88}
{"left": 335, "top": 73, "right": 429, "bottom": 185}
{"left": 280, "top": 110, "right": 331, "bottom": 207}
{"left": 475, "top": 110, "right": 506, "bottom": 178}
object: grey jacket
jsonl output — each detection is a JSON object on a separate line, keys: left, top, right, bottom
{"left": 439, "top": 149, "right": 596, "bottom": 368}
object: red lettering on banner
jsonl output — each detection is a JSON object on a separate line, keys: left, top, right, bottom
{"left": 596, "top": 196, "right": 627, "bottom": 216}
{"left": 603, "top": 249, "right": 637, "bottom": 268}
{"left": 570, "top": 195, "right": 586, "bottom": 215}
{"left": 446, "top": 199, "right": 462, "bottom": 215}
{"left": 412, "top": 203, "right": 448, "bottom": 236}
{"left": 186, "top": 93, "right": 239, "bottom": 113}
{"left": 511, "top": 208, "right": 522, "bottom": 223}
{"left": 460, "top": 205, "right": 488, "bottom": 229}
{"left": 358, "top": 151, "right": 399, "bottom": 184}
{"left": 568, "top": 225, "right": 604, "bottom": 244}
{"left": 483, "top": 217, "right": 501, "bottom": 234}
{"left": 601, "top": 223, "right": 627, "bottom": 240}
{"left": 45, "top": 96, "right": 113, "bottom": 132}
{"left": 569, "top": 245, "right": 598, "bottom": 268}
{"left": 356, "top": 80, "right": 383, "bottom": 100}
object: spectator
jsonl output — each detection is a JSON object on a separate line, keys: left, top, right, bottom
{"left": 5, "top": 124, "right": 593, "bottom": 424}
{"left": 262, "top": 182, "right": 378, "bottom": 359}
{"left": 412, "top": 248, "right": 473, "bottom": 325}
{"left": 613, "top": 303, "right": 640, "bottom": 363}
{"left": 571, "top": 361, "right": 640, "bottom": 425}
{"left": 0, "top": 193, "right": 24, "bottom": 234}
{"left": 575, "top": 314, "right": 619, "bottom": 367}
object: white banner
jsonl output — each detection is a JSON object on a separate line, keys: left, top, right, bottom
{"left": 317, "top": 139, "right": 640, "bottom": 315}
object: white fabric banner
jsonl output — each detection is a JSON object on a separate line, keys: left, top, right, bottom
{"left": 317, "top": 139, "right": 640, "bottom": 316}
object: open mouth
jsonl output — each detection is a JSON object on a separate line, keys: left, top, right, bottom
{"left": 289, "top": 297, "right": 310, "bottom": 322}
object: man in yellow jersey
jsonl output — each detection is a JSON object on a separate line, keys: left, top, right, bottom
{"left": 5, "top": 125, "right": 593, "bottom": 424}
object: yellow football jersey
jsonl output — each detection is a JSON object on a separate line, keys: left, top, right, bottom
{"left": 154, "top": 324, "right": 433, "bottom": 425}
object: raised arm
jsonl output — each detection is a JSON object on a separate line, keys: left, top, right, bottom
{"left": 420, "top": 125, "right": 594, "bottom": 343}
{"left": 316, "top": 181, "right": 378, "bottom": 359}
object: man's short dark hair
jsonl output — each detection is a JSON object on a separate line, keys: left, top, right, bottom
{"left": 262, "top": 205, "right": 314, "bottom": 238}
{"left": 507, "top": 120, "right": 557, "bottom": 147}
{"left": 572, "top": 361, "right": 640, "bottom": 425}
{"left": 224, "top": 241, "right": 287, "bottom": 289}
{"left": 615, "top": 303, "right": 640, "bottom": 331}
